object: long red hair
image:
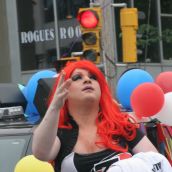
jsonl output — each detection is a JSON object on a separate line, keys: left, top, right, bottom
{"left": 50, "top": 60, "right": 137, "bottom": 152}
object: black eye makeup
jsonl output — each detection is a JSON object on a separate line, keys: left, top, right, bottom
{"left": 89, "top": 74, "right": 97, "bottom": 80}
{"left": 71, "top": 74, "right": 82, "bottom": 81}
{"left": 71, "top": 73, "right": 97, "bottom": 81}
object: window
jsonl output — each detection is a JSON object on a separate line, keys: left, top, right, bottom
{"left": 114, "top": 0, "right": 160, "bottom": 63}
{"left": 16, "top": 0, "right": 90, "bottom": 71}
{"left": 161, "top": 0, "right": 172, "bottom": 60}
{"left": 135, "top": 0, "right": 160, "bottom": 63}
{"left": 0, "top": 136, "right": 28, "bottom": 172}
{"left": 16, "top": 0, "right": 56, "bottom": 71}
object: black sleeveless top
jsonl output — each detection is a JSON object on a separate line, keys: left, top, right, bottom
{"left": 54, "top": 119, "right": 144, "bottom": 172}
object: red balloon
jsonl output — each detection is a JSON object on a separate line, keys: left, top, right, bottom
{"left": 131, "top": 83, "right": 164, "bottom": 118}
{"left": 155, "top": 71, "right": 172, "bottom": 93}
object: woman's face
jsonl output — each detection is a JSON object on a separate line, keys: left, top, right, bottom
{"left": 67, "top": 68, "right": 101, "bottom": 104}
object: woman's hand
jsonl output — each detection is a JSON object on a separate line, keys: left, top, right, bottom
{"left": 50, "top": 71, "right": 72, "bottom": 110}
{"left": 32, "top": 71, "right": 72, "bottom": 161}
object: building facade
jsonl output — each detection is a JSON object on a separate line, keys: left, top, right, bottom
{"left": 0, "top": 0, "right": 172, "bottom": 89}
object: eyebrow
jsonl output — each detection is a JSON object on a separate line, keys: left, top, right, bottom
{"left": 71, "top": 72, "right": 83, "bottom": 77}
{"left": 71, "top": 70, "right": 92, "bottom": 76}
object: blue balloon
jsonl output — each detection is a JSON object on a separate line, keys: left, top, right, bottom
{"left": 22, "top": 86, "right": 28, "bottom": 98}
{"left": 24, "top": 70, "right": 56, "bottom": 123}
{"left": 18, "top": 83, "right": 27, "bottom": 100}
{"left": 18, "top": 83, "right": 40, "bottom": 124}
{"left": 116, "top": 69, "right": 154, "bottom": 110}
{"left": 25, "top": 102, "right": 40, "bottom": 124}
{"left": 26, "top": 70, "right": 56, "bottom": 104}
{"left": 18, "top": 84, "right": 25, "bottom": 91}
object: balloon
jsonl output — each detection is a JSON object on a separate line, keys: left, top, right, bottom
{"left": 14, "top": 155, "right": 54, "bottom": 172}
{"left": 116, "top": 69, "right": 154, "bottom": 110}
{"left": 26, "top": 70, "right": 56, "bottom": 104}
{"left": 155, "top": 71, "right": 172, "bottom": 93}
{"left": 131, "top": 83, "right": 164, "bottom": 118}
{"left": 18, "top": 84, "right": 27, "bottom": 102}
{"left": 18, "top": 84, "right": 25, "bottom": 91}
{"left": 22, "top": 86, "right": 28, "bottom": 98}
{"left": 23, "top": 70, "right": 56, "bottom": 123}
{"left": 155, "top": 92, "right": 172, "bottom": 126}
{"left": 25, "top": 102, "right": 40, "bottom": 124}
{"left": 20, "top": 87, "right": 40, "bottom": 123}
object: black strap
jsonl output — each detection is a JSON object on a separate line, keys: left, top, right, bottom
{"left": 55, "top": 118, "right": 79, "bottom": 171}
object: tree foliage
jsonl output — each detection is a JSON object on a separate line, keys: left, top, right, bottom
{"left": 137, "top": 24, "right": 172, "bottom": 48}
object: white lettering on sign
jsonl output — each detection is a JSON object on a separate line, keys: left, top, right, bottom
{"left": 68, "top": 27, "right": 74, "bottom": 38}
{"left": 20, "top": 26, "right": 81, "bottom": 44}
{"left": 60, "top": 27, "right": 67, "bottom": 39}
{"left": 75, "top": 26, "right": 81, "bottom": 37}
{"left": 59, "top": 26, "right": 81, "bottom": 39}
{"left": 21, "top": 28, "right": 55, "bottom": 44}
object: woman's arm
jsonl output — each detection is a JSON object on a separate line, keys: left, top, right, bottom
{"left": 132, "top": 135, "right": 158, "bottom": 154}
{"left": 32, "top": 107, "right": 61, "bottom": 161}
{"left": 32, "top": 72, "right": 72, "bottom": 161}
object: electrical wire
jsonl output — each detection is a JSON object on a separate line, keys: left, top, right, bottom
{"left": 143, "top": 0, "right": 151, "bottom": 69}
{"left": 61, "top": 36, "right": 82, "bottom": 57}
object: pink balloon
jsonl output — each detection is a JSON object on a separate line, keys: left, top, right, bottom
{"left": 155, "top": 71, "right": 172, "bottom": 93}
{"left": 131, "top": 83, "right": 164, "bottom": 118}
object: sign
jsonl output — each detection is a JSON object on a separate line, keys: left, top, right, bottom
{"left": 58, "top": 18, "right": 82, "bottom": 47}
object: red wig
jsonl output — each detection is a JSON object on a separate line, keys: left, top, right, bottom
{"left": 50, "top": 60, "right": 137, "bottom": 152}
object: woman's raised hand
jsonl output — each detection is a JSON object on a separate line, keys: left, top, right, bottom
{"left": 51, "top": 71, "right": 72, "bottom": 110}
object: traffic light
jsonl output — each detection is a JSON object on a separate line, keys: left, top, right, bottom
{"left": 77, "top": 7, "right": 102, "bottom": 64}
{"left": 120, "top": 8, "right": 138, "bottom": 63}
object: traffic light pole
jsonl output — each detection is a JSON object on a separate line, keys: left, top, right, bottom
{"left": 111, "top": 3, "right": 138, "bottom": 63}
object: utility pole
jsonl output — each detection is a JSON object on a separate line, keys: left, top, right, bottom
{"left": 98, "top": 1, "right": 138, "bottom": 96}
{"left": 98, "top": 1, "right": 129, "bottom": 96}
{"left": 98, "top": 0, "right": 118, "bottom": 96}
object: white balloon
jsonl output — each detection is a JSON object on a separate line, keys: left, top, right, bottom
{"left": 155, "top": 92, "right": 172, "bottom": 126}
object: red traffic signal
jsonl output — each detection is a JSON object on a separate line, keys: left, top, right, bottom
{"left": 77, "top": 10, "right": 99, "bottom": 28}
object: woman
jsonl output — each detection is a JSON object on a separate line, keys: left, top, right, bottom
{"left": 32, "top": 60, "right": 157, "bottom": 172}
